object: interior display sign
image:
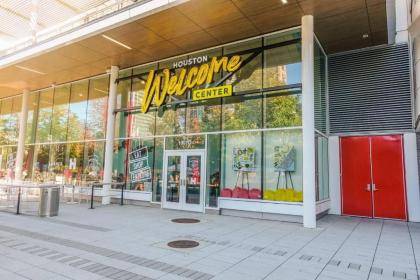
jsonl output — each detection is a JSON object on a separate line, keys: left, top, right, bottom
{"left": 273, "top": 145, "right": 296, "bottom": 172}
{"left": 141, "top": 55, "right": 242, "bottom": 113}
{"left": 192, "top": 85, "right": 232, "bottom": 101}
{"left": 232, "top": 147, "right": 256, "bottom": 172}
{"left": 129, "top": 147, "right": 151, "bottom": 183}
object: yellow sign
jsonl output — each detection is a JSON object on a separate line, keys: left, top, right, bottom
{"left": 192, "top": 85, "right": 232, "bottom": 101}
{"left": 141, "top": 55, "right": 242, "bottom": 113}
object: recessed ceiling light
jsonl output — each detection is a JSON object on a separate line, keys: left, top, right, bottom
{"left": 101, "top": 34, "right": 132, "bottom": 50}
{"left": 15, "top": 65, "right": 45, "bottom": 75}
{"left": 281, "top": 0, "right": 288, "bottom": 4}
{"left": 362, "top": 33, "right": 369, "bottom": 39}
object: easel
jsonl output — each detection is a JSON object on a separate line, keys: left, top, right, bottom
{"left": 234, "top": 169, "right": 250, "bottom": 190}
{"left": 276, "top": 171, "right": 294, "bottom": 190}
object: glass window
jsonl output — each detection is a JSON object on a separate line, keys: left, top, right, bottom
{"left": 67, "top": 81, "right": 88, "bottom": 141}
{"left": 314, "top": 39, "right": 327, "bottom": 134}
{"left": 316, "top": 134, "right": 329, "bottom": 201}
{"left": 224, "top": 39, "right": 262, "bottom": 92}
{"left": 186, "top": 99, "right": 221, "bottom": 133}
{"left": 165, "top": 135, "right": 205, "bottom": 150}
{"left": 115, "top": 70, "right": 131, "bottom": 139}
{"left": 32, "top": 144, "right": 50, "bottom": 182}
{"left": 155, "top": 105, "right": 186, "bottom": 135}
{"left": 207, "top": 134, "right": 221, "bottom": 207}
{"left": 51, "top": 85, "right": 70, "bottom": 142}
{"left": 112, "top": 139, "right": 127, "bottom": 184}
{"left": 65, "top": 143, "right": 85, "bottom": 185}
{"left": 36, "top": 89, "right": 54, "bottom": 143}
{"left": 220, "top": 132, "right": 262, "bottom": 199}
{"left": 127, "top": 138, "right": 154, "bottom": 191}
{"left": 0, "top": 146, "right": 17, "bottom": 181}
{"left": 222, "top": 93, "right": 262, "bottom": 130}
{"left": 49, "top": 144, "right": 66, "bottom": 183}
{"left": 26, "top": 92, "right": 39, "bottom": 144}
{"left": 263, "top": 129, "right": 303, "bottom": 202}
{"left": 83, "top": 141, "right": 105, "bottom": 182}
{"left": 152, "top": 137, "right": 164, "bottom": 202}
{"left": 0, "top": 97, "right": 21, "bottom": 145}
{"left": 264, "top": 91, "right": 302, "bottom": 128}
{"left": 264, "top": 32, "right": 301, "bottom": 88}
{"left": 85, "top": 76, "right": 109, "bottom": 140}
{"left": 23, "top": 145, "right": 35, "bottom": 181}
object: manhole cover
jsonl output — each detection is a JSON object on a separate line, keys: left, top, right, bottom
{"left": 167, "top": 240, "right": 199, "bottom": 249}
{"left": 171, "top": 218, "right": 200, "bottom": 224}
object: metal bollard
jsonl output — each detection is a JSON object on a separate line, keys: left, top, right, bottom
{"left": 120, "top": 183, "right": 125, "bottom": 206}
{"left": 16, "top": 187, "right": 21, "bottom": 215}
{"left": 89, "top": 184, "right": 94, "bottom": 209}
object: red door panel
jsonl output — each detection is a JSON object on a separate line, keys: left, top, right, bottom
{"left": 371, "top": 135, "right": 407, "bottom": 220}
{"left": 341, "top": 137, "right": 372, "bottom": 217}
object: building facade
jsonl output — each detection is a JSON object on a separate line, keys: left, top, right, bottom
{"left": 0, "top": 0, "right": 418, "bottom": 228}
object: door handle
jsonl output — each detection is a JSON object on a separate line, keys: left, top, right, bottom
{"left": 372, "top": 184, "right": 378, "bottom": 191}
{"left": 366, "top": 184, "right": 371, "bottom": 191}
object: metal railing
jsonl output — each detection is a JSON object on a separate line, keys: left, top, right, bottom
{"left": 0, "top": 183, "right": 61, "bottom": 216}
{"left": 1, "top": 0, "right": 152, "bottom": 57}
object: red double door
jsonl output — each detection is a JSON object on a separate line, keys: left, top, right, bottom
{"left": 340, "top": 135, "right": 407, "bottom": 220}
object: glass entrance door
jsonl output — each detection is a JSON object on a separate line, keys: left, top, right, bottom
{"left": 163, "top": 150, "right": 205, "bottom": 212}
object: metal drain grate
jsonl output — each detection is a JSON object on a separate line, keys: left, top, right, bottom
{"left": 171, "top": 218, "right": 200, "bottom": 224}
{"left": 167, "top": 240, "right": 199, "bottom": 249}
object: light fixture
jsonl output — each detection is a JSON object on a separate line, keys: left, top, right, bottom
{"left": 281, "top": 0, "right": 288, "bottom": 4}
{"left": 101, "top": 34, "right": 132, "bottom": 50}
{"left": 15, "top": 65, "right": 45, "bottom": 75}
{"left": 362, "top": 33, "right": 369, "bottom": 39}
{"left": 94, "top": 87, "right": 108, "bottom": 94}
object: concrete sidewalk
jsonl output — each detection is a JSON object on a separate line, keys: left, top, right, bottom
{"left": 0, "top": 204, "right": 418, "bottom": 280}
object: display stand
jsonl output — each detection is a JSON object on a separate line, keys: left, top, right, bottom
{"left": 234, "top": 170, "right": 250, "bottom": 190}
{"left": 275, "top": 171, "right": 294, "bottom": 190}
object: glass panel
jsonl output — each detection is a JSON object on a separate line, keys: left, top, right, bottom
{"left": 115, "top": 70, "right": 131, "bottom": 139}
{"left": 222, "top": 93, "right": 262, "bottom": 130}
{"left": 224, "top": 39, "right": 262, "bottom": 92}
{"left": 166, "top": 155, "right": 180, "bottom": 203}
{"left": 316, "top": 134, "right": 329, "bottom": 201}
{"left": 263, "top": 129, "right": 303, "bottom": 202}
{"left": 67, "top": 81, "right": 88, "bottom": 141}
{"left": 49, "top": 144, "right": 66, "bottom": 183}
{"left": 206, "top": 134, "right": 221, "bottom": 207}
{"left": 0, "top": 146, "right": 17, "bottom": 181}
{"left": 314, "top": 39, "right": 327, "bottom": 134}
{"left": 23, "top": 145, "right": 35, "bottom": 180}
{"left": 155, "top": 105, "right": 186, "bottom": 135}
{"left": 165, "top": 135, "right": 205, "bottom": 150}
{"left": 26, "top": 92, "right": 39, "bottom": 144}
{"left": 65, "top": 143, "right": 85, "bottom": 185}
{"left": 186, "top": 155, "right": 201, "bottom": 205}
{"left": 85, "top": 76, "right": 109, "bottom": 140}
{"left": 36, "top": 89, "right": 54, "bottom": 143}
{"left": 83, "top": 141, "right": 105, "bottom": 182}
{"left": 264, "top": 91, "right": 302, "bottom": 128}
{"left": 112, "top": 139, "right": 127, "bottom": 184}
{"left": 127, "top": 138, "right": 154, "bottom": 191}
{"left": 186, "top": 99, "right": 221, "bottom": 133}
{"left": 51, "top": 85, "right": 70, "bottom": 142}
{"left": 221, "top": 132, "right": 262, "bottom": 199}
{"left": 33, "top": 144, "right": 50, "bottom": 182}
{"left": 152, "top": 138, "right": 164, "bottom": 202}
{"left": 264, "top": 32, "right": 301, "bottom": 88}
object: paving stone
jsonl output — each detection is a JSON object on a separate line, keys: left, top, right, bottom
{"left": 370, "top": 267, "right": 383, "bottom": 275}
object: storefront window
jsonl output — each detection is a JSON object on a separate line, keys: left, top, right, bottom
{"left": 36, "top": 89, "right": 54, "bottom": 143}
{"left": 264, "top": 31, "right": 301, "bottom": 88}
{"left": 186, "top": 99, "right": 221, "bottom": 133}
{"left": 83, "top": 141, "right": 105, "bottom": 182}
{"left": 0, "top": 146, "right": 17, "bottom": 181}
{"left": 314, "top": 38, "right": 327, "bottom": 134}
{"left": 65, "top": 143, "right": 85, "bottom": 185}
{"left": 26, "top": 92, "right": 39, "bottom": 144}
{"left": 49, "top": 144, "right": 66, "bottom": 183}
{"left": 155, "top": 105, "right": 186, "bottom": 135}
{"left": 264, "top": 91, "right": 302, "bottom": 128}
{"left": 165, "top": 135, "right": 205, "bottom": 150}
{"left": 220, "top": 132, "right": 262, "bottom": 199}
{"left": 207, "top": 134, "right": 221, "bottom": 207}
{"left": 316, "top": 134, "right": 329, "bottom": 201}
{"left": 129, "top": 76, "right": 155, "bottom": 138}
{"left": 224, "top": 39, "right": 262, "bottom": 92}
{"left": 112, "top": 139, "right": 127, "bottom": 184}
{"left": 0, "top": 97, "right": 21, "bottom": 145}
{"left": 67, "top": 81, "right": 88, "bottom": 141}
{"left": 152, "top": 137, "right": 164, "bottom": 202}
{"left": 85, "top": 76, "right": 109, "bottom": 140}
{"left": 23, "top": 145, "right": 35, "bottom": 180}
{"left": 127, "top": 138, "right": 154, "bottom": 191}
{"left": 115, "top": 70, "right": 131, "bottom": 139}
{"left": 51, "top": 85, "right": 71, "bottom": 142}
{"left": 32, "top": 144, "right": 50, "bottom": 182}
{"left": 222, "top": 93, "right": 262, "bottom": 130}
{"left": 263, "top": 129, "right": 303, "bottom": 202}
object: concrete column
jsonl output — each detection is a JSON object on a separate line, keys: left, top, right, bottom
{"left": 15, "top": 90, "right": 29, "bottom": 182}
{"left": 302, "top": 15, "right": 316, "bottom": 228}
{"left": 395, "top": 0, "right": 410, "bottom": 43}
{"left": 102, "top": 65, "right": 119, "bottom": 205}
